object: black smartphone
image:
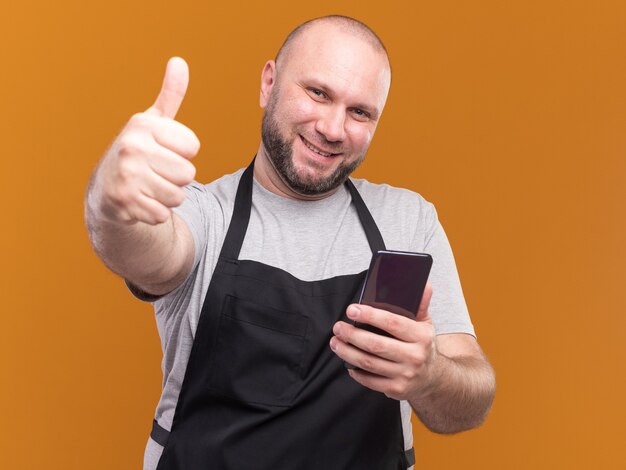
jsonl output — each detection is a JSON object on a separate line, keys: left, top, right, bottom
{"left": 354, "top": 250, "right": 433, "bottom": 337}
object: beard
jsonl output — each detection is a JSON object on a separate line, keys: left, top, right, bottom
{"left": 261, "top": 96, "right": 366, "bottom": 196}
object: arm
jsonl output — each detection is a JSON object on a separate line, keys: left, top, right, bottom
{"left": 330, "top": 284, "right": 496, "bottom": 434}
{"left": 85, "top": 58, "right": 200, "bottom": 295}
{"left": 406, "top": 332, "right": 495, "bottom": 434}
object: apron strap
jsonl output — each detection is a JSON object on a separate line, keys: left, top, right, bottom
{"left": 150, "top": 419, "right": 170, "bottom": 447}
{"left": 345, "top": 178, "right": 386, "bottom": 254}
{"left": 219, "top": 158, "right": 387, "bottom": 260}
{"left": 403, "top": 446, "right": 416, "bottom": 467}
{"left": 218, "top": 161, "right": 255, "bottom": 260}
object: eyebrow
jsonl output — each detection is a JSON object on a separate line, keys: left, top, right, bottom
{"left": 307, "top": 80, "right": 381, "bottom": 120}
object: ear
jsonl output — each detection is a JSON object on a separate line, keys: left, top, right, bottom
{"left": 259, "top": 60, "right": 276, "bottom": 108}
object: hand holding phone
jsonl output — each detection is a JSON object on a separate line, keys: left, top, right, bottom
{"left": 343, "top": 250, "right": 432, "bottom": 369}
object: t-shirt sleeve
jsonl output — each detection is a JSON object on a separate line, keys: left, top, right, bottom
{"left": 172, "top": 181, "right": 210, "bottom": 271}
{"left": 417, "top": 203, "right": 475, "bottom": 337}
{"left": 125, "top": 181, "right": 209, "bottom": 302}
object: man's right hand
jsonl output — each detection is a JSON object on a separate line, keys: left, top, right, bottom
{"left": 97, "top": 57, "right": 200, "bottom": 226}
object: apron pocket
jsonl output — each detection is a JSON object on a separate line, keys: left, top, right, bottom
{"left": 207, "top": 295, "right": 308, "bottom": 407}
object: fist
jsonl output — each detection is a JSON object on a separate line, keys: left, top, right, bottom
{"left": 97, "top": 57, "right": 200, "bottom": 225}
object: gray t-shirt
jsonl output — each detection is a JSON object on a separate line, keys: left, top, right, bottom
{"left": 138, "top": 168, "right": 474, "bottom": 469}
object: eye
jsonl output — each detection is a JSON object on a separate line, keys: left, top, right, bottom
{"left": 350, "top": 108, "right": 371, "bottom": 121}
{"left": 307, "top": 88, "right": 328, "bottom": 100}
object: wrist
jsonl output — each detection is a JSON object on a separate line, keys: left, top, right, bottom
{"left": 408, "top": 345, "right": 447, "bottom": 404}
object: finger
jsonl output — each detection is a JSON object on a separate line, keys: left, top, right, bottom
{"left": 150, "top": 117, "right": 201, "bottom": 159}
{"left": 330, "top": 336, "right": 397, "bottom": 377}
{"left": 347, "top": 304, "right": 423, "bottom": 342}
{"left": 415, "top": 282, "right": 433, "bottom": 322}
{"left": 146, "top": 57, "right": 189, "bottom": 119}
{"left": 146, "top": 144, "right": 196, "bottom": 186}
{"left": 140, "top": 171, "right": 188, "bottom": 208}
{"left": 333, "top": 321, "right": 405, "bottom": 363}
{"left": 347, "top": 369, "right": 399, "bottom": 399}
{"left": 128, "top": 193, "right": 173, "bottom": 226}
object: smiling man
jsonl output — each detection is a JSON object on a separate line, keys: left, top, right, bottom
{"left": 85, "top": 15, "right": 495, "bottom": 470}
{"left": 256, "top": 20, "right": 390, "bottom": 198}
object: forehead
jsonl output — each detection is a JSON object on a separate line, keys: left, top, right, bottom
{"left": 278, "top": 25, "right": 391, "bottom": 111}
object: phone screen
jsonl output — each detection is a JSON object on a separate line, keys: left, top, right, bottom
{"left": 359, "top": 250, "right": 433, "bottom": 319}
{"left": 355, "top": 250, "right": 432, "bottom": 337}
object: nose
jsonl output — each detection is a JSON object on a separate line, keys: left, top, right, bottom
{"left": 315, "top": 106, "right": 347, "bottom": 143}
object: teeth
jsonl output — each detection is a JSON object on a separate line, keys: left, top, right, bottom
{"left": 303, "top": 138, "right": 333, "bottom": 157}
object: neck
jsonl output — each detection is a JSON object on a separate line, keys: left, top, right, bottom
{"left": 253, "top": 143, "right": 341, "bottom": 201}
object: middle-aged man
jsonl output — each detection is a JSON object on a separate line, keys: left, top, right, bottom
{"left": 85, "top": 15, "right": 495, "bottom": 470}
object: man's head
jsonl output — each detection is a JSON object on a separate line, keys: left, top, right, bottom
{"left": 258, "top": 16, "right": 391, "bottom": 197}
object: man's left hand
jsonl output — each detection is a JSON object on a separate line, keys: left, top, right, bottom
{"left": 329, "top": 283, "right": 439, "bottom": 401}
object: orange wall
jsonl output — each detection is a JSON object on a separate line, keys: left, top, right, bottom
{"left": 2, "top": 1, "right": 625, "bottom": 468}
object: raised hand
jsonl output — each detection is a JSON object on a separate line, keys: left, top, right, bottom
{"left": 95, "top": 57, "right": 200, "bottom": 225}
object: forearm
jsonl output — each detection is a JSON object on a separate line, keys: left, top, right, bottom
{"left": 409, "top": 351, "right": 496, "bottom": 434}
{"left": 84, "top": 170, "right": 193, "bottom": 294}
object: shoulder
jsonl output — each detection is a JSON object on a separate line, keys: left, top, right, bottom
{"left": 186, "top": 168, "right": 245, "bottom": 203}
{"left": 349, "top": 178, "right": 440, "bottom": 252}
{"left": 176, "top": 168, "right": 245, "bottom": 221}
{"left": 349, "top": 177, "right": 437, "bottom": 222}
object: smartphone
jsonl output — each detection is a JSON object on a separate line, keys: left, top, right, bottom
{"left": 354, "top": 250, "right": 433, "bottom": 337}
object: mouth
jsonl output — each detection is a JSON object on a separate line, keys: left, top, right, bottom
{"left": 300, "top": 136, "right": 341, "bottom": 158}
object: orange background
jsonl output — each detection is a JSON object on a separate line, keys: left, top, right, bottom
{"left": 2, "top": 1, "right": 625, "bottom": 468}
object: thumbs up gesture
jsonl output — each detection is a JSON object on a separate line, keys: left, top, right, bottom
{"left": 96, "top": 57, "right": 200, "bottom": 225}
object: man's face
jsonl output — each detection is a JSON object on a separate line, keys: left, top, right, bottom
{"left": 260, "top": 25, "right": 391, "bottom": 196}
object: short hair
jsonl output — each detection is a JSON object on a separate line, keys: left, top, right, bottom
{"left": 275, "top": 15, "right": 389, "bottom": 67}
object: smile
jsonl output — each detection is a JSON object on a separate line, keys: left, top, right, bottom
{"left": 300, "top": 136, "right": 339, "bottom": 157}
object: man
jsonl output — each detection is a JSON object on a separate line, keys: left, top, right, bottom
{"left": 85, "top": 15, "right": 495, "bottom": 470}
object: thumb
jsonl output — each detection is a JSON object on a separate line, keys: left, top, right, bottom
{"left": 146, "top": 57, "right": 189, "bottom": 119}
{"left": 415, "top": 282, "right": 433, "bottom": 323}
